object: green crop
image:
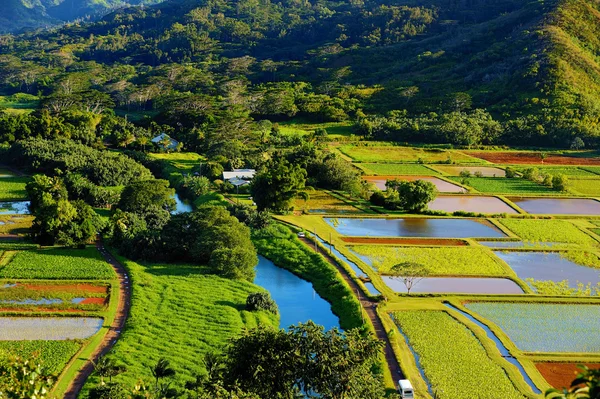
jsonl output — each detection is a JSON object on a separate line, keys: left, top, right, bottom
{"left": 0, "top": 177, "right": 29, "bottom": 200}
{"left": 466, "top": 302, "right": 600, "bottom": 353}
{"left": 337, "top": 145, "right": 478, "bottom": 163}
{"left": 500, "top": 219, "right": 598, "bottom": 245}
{"left": 0, "top": 247, "right": 115, "bottom": 279}
{"left": 393, "top": 310, "right": 525, "bottom": 399}
{"left": 448, "top": 177, "right": 552, "bottom": 194}
{"left": 357, "top": 163, "right": 439, "bottom": 176}
{"left": 0, "top": 340, "right": 81, "bottom": 375}
{"left": 350, "top": 245, "right": 508, "bottom": 276}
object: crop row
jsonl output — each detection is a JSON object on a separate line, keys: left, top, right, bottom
{"left": 349, "top": 245, "right": 507, "bottom": 276}
{"left": 465, "top": 302, "right": 600, "bottom": 353}
{"left": 0, "top": 340, "right": 81, "bottom": 375}
{"left": 393, "top": 310, "right": 525, "bottom": 399}
{"left": 500, "top": 219, "right": 597, "bottom": 245}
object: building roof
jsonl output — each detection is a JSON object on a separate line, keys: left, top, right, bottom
{"left": 223, "top": 169, "right": 256, "bottom": 180}
{"left": 151, "top": 133, "right": 179, "bottom": 150}
{"left": 228, "top": 177, "right": 251, "bottom": 187}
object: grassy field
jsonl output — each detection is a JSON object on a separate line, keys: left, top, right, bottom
{"left": 349, "top": 246, "right": 508, "bottom": 276}
{"left": 82, "top": 257, "right": 278, "bottom": 392}
{"left": 355, "top": 163, "right": 439, "bottom": 175}
{"left": 393, "top": 310, "right": 525, "bottom": 399}
{"left": 500, "top": 219, "right": 598, "bottom": 245}
{"left": 277, "top": 120, "right": 353, "bottom": 138}
{"left": 579, "top": 167, "right": 600, "bottom": 175}
{"left": 149, "top": 152, "right": 204, "bottom": 173}
{"left": 515, "top": 167, "right": 598, "bottom": 177}
{"left": 0, "top": 341, "right": 81, "bottom": 375}
{"left": 0, "top": 177, "right": 30, "bottom": 200}
{"left": 569, "top": 179, "right": 600, "bottom": 196}
{"left": 294, "top": 190, "right": 362, "bottom": 214}
{"left": 337, "top": 145, "right": 479, "bottom": 163}
{"left": 0, "top": 94, "right": 39, "bottom": 115}
{"left": 449, "top": 177, "right": 553, "bottom": 194}
{"left": 0, "top": 247, "right": 115, "bottom": 279}
{"left": 465, "top": 302, "right": 600, "bottom": 353}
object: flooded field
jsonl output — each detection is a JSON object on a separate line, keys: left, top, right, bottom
{"left": 325, "top": 218, "right": 506, "bottom": 238}
{"left": 494, "top": 251, "right": 600, "bottom": 289}
{"left": 428, "top": 196, "right": 517, "bottom": 214}
{"left": 509, "top": 198, "right": 600, "bottom": 215}
{"left": 0, "top": 317, "right": 103, "bottom": 340}
{"left": 434, "top": 166, "right": 506, "bottom": 177}
{"left": 364, "top": 176, "right": 465, "bottom": 193}
{"left": 381, "top": 276, "right": 523, "bottom": 294}
{"left": 0, "top": 201, "right": 30, "bottom": 215}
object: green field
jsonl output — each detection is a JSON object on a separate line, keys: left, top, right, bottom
{"left": 356, "top": 163, "right": 439, "bottom": 175}
{"left": 149, "top": 152, "right": 204, "bottom": 173}
{"left": 0, "top": 177, "right": 30, "bottom": 200}
{"left": 0, "top": 341, "right": 81, "bottom": 375}
{"left": 465, "top": 302, "right": 600, "bottom": 353}
{"left": 0, "top": 215, "right": 32, "bottom": 235}
{"left": 0, "top": 247, "right": 115, "bottom": 279}
{"left": 393, "top": 311, "right": 525, "bottom": 399}
{"left": 82, "top": 257, "right": 278, "bottom": 391}
{"left": 580, "top": 167, "right": 600, "bottom": 176}
{"left": 500, "top": 219, "right": 598, "bottom": 245}
{"left": 337, "top": 145, "right": 479, "bottom": 163}
{"left": 569, "top": 179, "right": 600, "bottom": 196}
{"left": 449, "top": 177, "right": 552, "bottom": 194}
{"left": 350, "top": 246, "right": 508, "bottom": 276}
{"left": 278, "top": 120, "right": 353, "bottom": 138}
{"left": 515, "top": 167, "right": 598, "bottom": 177}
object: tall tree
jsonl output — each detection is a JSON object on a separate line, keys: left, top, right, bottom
{"left": 251, "top": 158, "right": 306, "bottom": 212}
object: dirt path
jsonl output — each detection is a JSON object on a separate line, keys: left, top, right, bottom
{"left": 299, "top": 237, "right": 404, "bottom": 387}
{"left": 62, "top": 239, "right": 131, "bottom": 399}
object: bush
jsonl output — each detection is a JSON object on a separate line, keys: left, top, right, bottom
{"left": 505, "top": 167, "right": 517, "bottom": 178}
{"left": 246, "top": 292, "right": 278, "bottom": 314}
{"left": 369, "top": 190, "right": 386, "bottom": 206}
{"left": 88, "top": 383, "right": 129, "bottom": 399}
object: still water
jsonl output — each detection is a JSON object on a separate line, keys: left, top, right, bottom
{"left": 0, "top": 317, "right": 103, "bottom": 340}
{"left": 510, "top": 198, "right": 600, "bottom": 215}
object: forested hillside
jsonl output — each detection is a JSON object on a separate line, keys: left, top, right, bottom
{"left": 0, "top": 0, "right": 599, "bottom": 148}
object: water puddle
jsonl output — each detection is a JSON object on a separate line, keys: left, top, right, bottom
{"left": 445, "top": 304, "right": 541, "bottom": 394}
{"left": 0, "top": 201, "right": 30, "bottom": 215}
{"left": 381, "top": 276, "right": 523, "bottom": 295}
{"left": 0, "top": 317, "right": 103, "bottom": 340}
{"left": 428, "top": 196, "right": 517, "bottom": 214}
{"left": 509, "top": 198, "right": 600, "bottom": 215}
{"left": 171, "top": 193, "right": 193, "bottom": 214}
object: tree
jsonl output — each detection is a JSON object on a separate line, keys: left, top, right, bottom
{"left": 92, "top": 357, "right": 126, "bottom": 385}
{"left": 251, "top": 158, "right": 306, "bottom": 212}
{"left": 385, "top": 179, "right": 437, "bottom": 212}
{"left": 570, "top": 137, "right": 585, "bottom": 150}
{"left": 391, "top": 262, "right": 429, "bottom": 295}
{"left": 209, "top": 246, "right": 257, "bottom": 281}
{"left": 151, "top": 358, "right": 176, "bottom": 392}
{"left": 88, "top": 383, "right": 129, "bottom": 399}
{"left": 0, "top": 356, "right": 53, "bottom": 399}
{"left": 505, "top": 167, "right": 517, "bottom": 178}
{"left": 552, "top": 174, "right": 569, "bottom": 192}
{"left": 246, "top": 292, "right": 278, "bottom": 314}
{"left": 545, "top": 365, "right": 600, "bottom": 399}
{"left": 117, "top": 179, "right": 176, "bottom": 222}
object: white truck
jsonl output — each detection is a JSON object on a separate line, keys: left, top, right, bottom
{"left": 398, "top": 379, "right": 414, "bottom": 398}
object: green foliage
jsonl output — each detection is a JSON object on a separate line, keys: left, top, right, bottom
{"left": 0, "top": 355, "right": 55, "bottom": 399}
{"left": 0, "top": 341, "right": 81, "bottom": 376}
{"left": 245, "top": 292, "right": 278, "bottom": 315}
{"left": 350, "top": 245, "right": 507, "bottom": 276}
{"left": 252, "top": 224, "right": 363, "bottom": 330}
{"left": 251, "top": 158, "right": 306, "bottom": 213}
{"left": 81, "top": 256, "right": 277, "bottom": 394}
{"left": 449, "top": 177, "right": 552, "bottom": 194}
{"left": 0, "top": 177, "right": 29, "bottom": 200}
{"left": 384, "top": 179, "right": 437, "bottom": 212}
{"left": 0, "top": 247, "right": 114, "bottom": 279}
{"left": 546, "top": 365, "right": 600, "bottom": 399}
{"left": 224, "top": 322, "right": 384, "bottom": 399}
{"left": 338, "top": 145, "right": 476, "bottom": 163}
{"left": 393, "top": 310, "right": 525, "bottom": 399}
{"left": 500, "top": 219, "right": 598, "bottom": 244}
{"left": 357, "top": 163, "right": 439, "bottom": 175}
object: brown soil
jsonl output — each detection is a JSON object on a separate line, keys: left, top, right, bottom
{"left": 299, "top": 237, "right": 404, "bottom": 389}
{"left": 21, "top": 283, "right": 108, "bottom": 294}
{"left": 467, "top": 151, "right": 600, "bottom": 165}
{"left": 535, "top": 363, "right": 600, "bottom": 389}
{"left": 341, "top": 237, "right": 468, "bottom": 246}
{"left": 79, "top": 297, "right": 106, "bottom": 305}
{"left": 63, "top": 239, "right": 131, "bottom": 399}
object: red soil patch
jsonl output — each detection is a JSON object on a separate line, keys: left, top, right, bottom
{"left": 535, "top": 363, "right": 600, "bottom": 389}
{"left": 21, "top": 283, "right": 108, "bottom": 294}
{"left": 341, "top": 237, "right": 468, "bottom": 246}
{"left": 467, "top": 152, "right": 600, "bottom": 165}
{"left": 79, "top": 297, "right": 106, "bottom": 305}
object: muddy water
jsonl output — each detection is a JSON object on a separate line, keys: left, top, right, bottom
{"left": 428, "top": 196, "right": 517, "bottom": 214}
{"left": 0, "top": 317, "right": 103, "bottom": 340}
{"left": 254, "top": 256, "right": 340, "bottom": 330}
{"left": 509, "top": 198, "right": 600, "bottom": 215}
{"left": 0, "top": 201, "right": 30, "bottom": 215}
{"left": 495, "top": 251, "right": 600, "bottom": 289}
{"left": 364, "top": 176, "right": 465, "bottom": 193}
{"left": 325, "top": 218, "right": 506, "bottom": 238}
{"left": 381, "top": 276, "right": 523, "bottom": 294}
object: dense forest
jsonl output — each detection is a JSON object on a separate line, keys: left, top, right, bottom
{"left": 1, "top": 0, "right": 600, "bottom": 148}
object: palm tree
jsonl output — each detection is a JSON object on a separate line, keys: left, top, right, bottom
{"left": 151, "top": 358, "right": 176, "bottom": 391}
{"left": 92, "top": 356, "right": 125, "bottom": 385}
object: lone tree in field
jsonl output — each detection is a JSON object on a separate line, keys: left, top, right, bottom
{"left": 385, "top": 179, "right": 437, "bottom": 213}
{"left": 391, "top": 262, "right": 429, "bottom": 295}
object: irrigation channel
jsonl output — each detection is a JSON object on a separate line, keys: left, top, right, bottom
{"left": 444, "top": 304, "right": 541, "bottom": 394}
{"left": 63, "top": 239, "right": 131, "bottom": 399}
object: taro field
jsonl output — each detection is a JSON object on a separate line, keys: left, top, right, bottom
{"left": 465, "top": 302, "right": 600, "bottom": 353}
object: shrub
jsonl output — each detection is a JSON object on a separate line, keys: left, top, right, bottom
{"left": 246, "top": 292, "right": 278, "bottom": 314}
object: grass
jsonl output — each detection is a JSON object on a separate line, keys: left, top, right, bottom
{"left": 579, "top": 167, "right": 600, "bottom": 175}
{"left": 349, "top": 246, "right": 509, "bottom": 276}
{"left": 81, "top": 256, "right": 277, "bottom": 393}
{"left": 434, "top": 165, "right": 506, "bottom": 177}
{"left": 449, "top": 177, "right": 553, "bottom": 194}
{"left": 0, "top": 215, "right": 33, "bottom": 235}
{"left": 355, "top": 163, "right": 439, "bottom": 175}
{"left": 0, "top": 341, "right": 81, "bottom": 375}
{"left": 277, "top": 120, "right": 353, "bottom": 138}
{"left": 465, "top": 302, "right": 600, "bottom": 353}
{"left": 294, "top": 190, "right": 362, "bottom": 214}
{"left": 569, "top": 179, "right": 600, "bottom": 196}
{"left": 0, "top": 247, "right": 115, "bottom": 279}
{"left": 515, "top": 167, "right": 598, "bottom": 177}
{"left": 0, "top": 177, "right": 30, "bottom": 200}
{"left": 337, "top": 145, "right": 479, "bottom": 163}
{"left": 393, "top": 310, "right": 526, "bottom": 399}
{"left": 500, "top": 219, "right": 598, "bottom": 245}
{"left": 148, "top": 152, "right": 204, "bottom": 173}
{"left": 193, "top": 192, "right": 229, "bottom": 207}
